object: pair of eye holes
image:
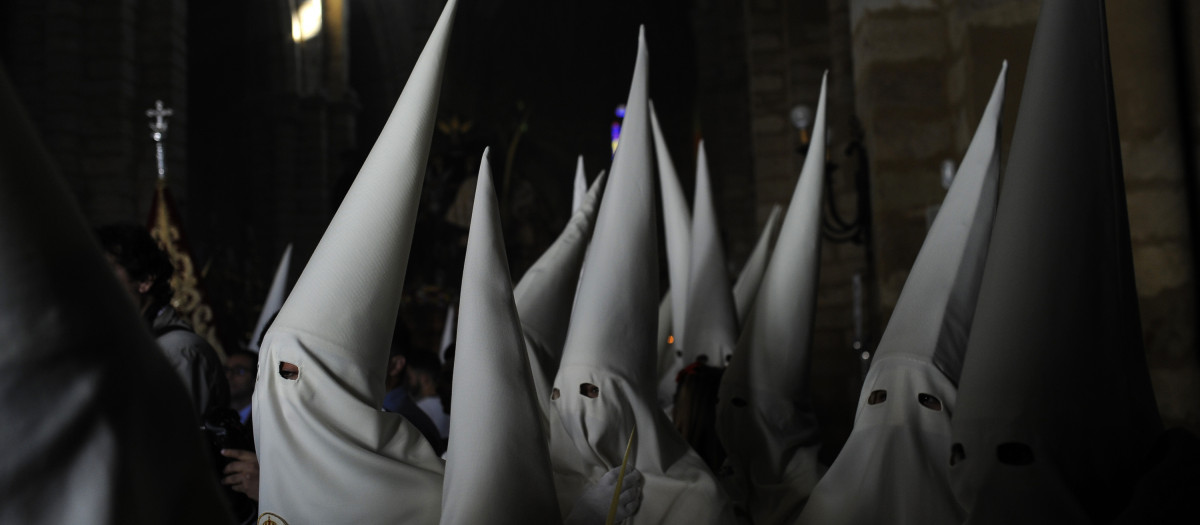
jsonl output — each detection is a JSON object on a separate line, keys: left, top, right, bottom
{"left": 865, "top": 390, "right": 943, "bottom": 412}
{"left": 949, "top": 442, "right": 1036, "bottom": 466}
{"left": 550, "top": 383, "right": 601, "bottom": 400}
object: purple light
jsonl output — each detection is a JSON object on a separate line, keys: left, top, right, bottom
{"left": 615, "top": 104, "right": 626, "bottom": 119}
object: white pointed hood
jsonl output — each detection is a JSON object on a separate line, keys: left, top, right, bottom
{"left": 514, "top": 168, "right": 606, "bottom": 414}
{"left": 0, "top": 65, "right": 231, "bottom": 524}
{"left": 572, "top": 155, "right": 588, "bottom": 214}
{"left": 732, "top": 205, "right": 782, "bottom": 327}
{"left": 950, "top": 1, "right": 1161, "bottom": 522}
{"left": 441, "top": 150, "right": 561, "bottom": 524}
{"left": 248, "top": 243, "right": 292, "bottom": 351}
{"left": 252, "top": 1, "right": 457, "bottom": 522}
{"left": 681, "top": 141, "right": 738, "bottom": 366}
{"left": 715, "top": 73, "right": 828, "bottom": 524}
{"left": 650, "top": 101, "right": 692, "bottom": 412}
{"left": 547, "top": 27, "right": 734, "bottom": 525}
{"left": 650, "top": 102, "right": 691, "bottom": 349}
{"left": 799, "top": 63, "right": 1007, "bottom": 525}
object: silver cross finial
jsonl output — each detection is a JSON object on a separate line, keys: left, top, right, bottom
{"left": 146, "top": 100, "right": 174, "bottom": 180}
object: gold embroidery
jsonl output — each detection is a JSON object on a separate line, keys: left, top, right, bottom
{"left": 148, "top": 180, "right": 226, "bottom": 361}
{"left": 257, "top": 512, "right": 290, "bottom": 525}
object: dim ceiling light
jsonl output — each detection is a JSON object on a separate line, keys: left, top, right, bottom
{"left": 292, "top": 0, "right": 322, "bottom": 43}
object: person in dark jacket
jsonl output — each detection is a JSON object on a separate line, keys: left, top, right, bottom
{"left": 97, "top": 224, "right": 229, "bottom": 418}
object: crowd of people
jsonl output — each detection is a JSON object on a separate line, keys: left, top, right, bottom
{"left": 3, "top": 0, "right": 1199, "bottom": 524}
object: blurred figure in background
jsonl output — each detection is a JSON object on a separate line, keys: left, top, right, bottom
{"left": 406, "top": 349, "right": 450, "bottom": 440}
{"left": 673, "top": 363, "right": 727, "bottom": 472}
{"left": 225, "top": 349, "right": 257, "bottom": 427}
{"left": 97, "top": 224, "right": 229, "bottom": 419}
{"left": 385, "top": 336, "right": 447, "bottom": 456}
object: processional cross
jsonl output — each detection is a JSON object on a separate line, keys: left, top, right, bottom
{"left": 146, "top": 100, "right": 174, "bottom": 180}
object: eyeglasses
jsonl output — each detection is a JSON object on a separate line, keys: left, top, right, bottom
{"left": 225, "top": 366, "right": 254, "bottom": 377}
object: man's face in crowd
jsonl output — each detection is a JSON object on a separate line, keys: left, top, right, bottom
{"left": 226, "top": 354, "right": 257, "bottom": 402}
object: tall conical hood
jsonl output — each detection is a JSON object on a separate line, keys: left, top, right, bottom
{"left": 268, "top": 0, "right": 455, "bottom": 394}
{"left": 572, "top": 155, "right": 588, "bottom": 214}
{"left": 874, "top": 63, "right": 1005, "bottom": 382}
{"left": 548, "top": 29, "right": 735, "bottom": 524}
{"left": 0, "top": 65, "right": 231, "bottom": 523}
{"left": 799, "top": 63, "right": 1006, "bottom": 525}
{"left": 650, "top": 101, "right": 692, "bottom": 352}
{"left": 558, "top": 28, "right": 658, "bottom": 391}
{"left": 515, "top": 168, "right": 607, "bottom": 410}
{"left": 733, "top": 205, "right": 782, "bottom": 327}
{"left": 252, "top": 1, "right": 456, "bottom": 522}
{"left": 715, "top": 73, "right": 828, "bottom": 524}
{"left": 681, "top": 141, "right": 738, "bottom": 366}
{"left": 950, "top": 2, "right": 1161, "bottom": 522}
{"left": 248, "top": 243, "right": 292, "bottom": 351}
{"left": 441, "top": 150, "right": 561, "bottom": 524}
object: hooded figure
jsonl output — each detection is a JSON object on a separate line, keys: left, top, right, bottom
{"left": 248, "top": 243, "right": 292, "bottom": 351}
{"left": 949, "top": 2, "right": 1161, "bottom": 523}
{"left": 251, "top": 0, "right": 457, "bottom": 522}
{"left": 440, "top": 150, "right": 562, "bottom": 524}
{"left": 514, "top": 168, "right": 607, "bottom": 417}
{"left": 0, "top": 65, "right": 232, "bottom": 524}
{"left": 650, "top": 101, "right": 693, "bottom": 413}
{"left": 547, "top": 27, "right": 735, "bottom": 525}
{"left": 715, "top": 74, "right": 829, "bottom": 525}
{"left": 681, "top": 141, "right": 739, "bottom": 367}
{"left": 798, "top": 63, "right": 1007, "bottom": 525}
{"left": 732, "top": 205, "right": 782, "bottom": 328}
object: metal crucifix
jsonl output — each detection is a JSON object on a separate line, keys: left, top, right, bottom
{"left": 146, "top": 100, "right": 174, "bottom": 180}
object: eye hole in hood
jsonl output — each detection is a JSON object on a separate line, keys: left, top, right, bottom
{"left": 918, "top": 393, "right": 942, "bottom": 411}
{"left": 579, "top": 383, "right": 600, "bottom": 398}
{"left": 867, "top": 389, "right": 887, "bottom": 405}
{"left": 279, "top": 362, "right": 299, "bottom": 380}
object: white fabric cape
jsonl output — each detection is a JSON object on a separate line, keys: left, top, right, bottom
{"left": 547, "top": 27, "right": 735, "bottom": 525}
{"left": 949, "top": 1, "right": 1161, "bottom": 523}
{"left": 0, "top": 65, "right": 232, "bottom": 524}
{"left": 252, "top": 1, "right": 457, "bottom": 522}
{"left": 799, "top": 62, "right": 1007, "bottom": 525}
{"left": 440, "top": 150, "right": 561, "bottom": 524}
{"left": 715, "top": 73, "right": 829, "bottom": 525}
